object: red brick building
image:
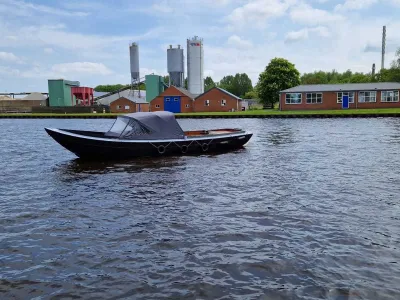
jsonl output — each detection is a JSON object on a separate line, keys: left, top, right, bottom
{"left": 280, "top": 82, "right": 400, "bottom": 111}
{"left": 110, "top": 97, "right": 149, "bottom": 113}
{"left": 150, "top": 86, "right": 194, "bottom": 113}
{"left": 194, "top": 87, "right": 242, "bottom": 112}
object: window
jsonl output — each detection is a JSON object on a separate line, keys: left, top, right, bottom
{"left": 221, "top": 99, "right": 226, "bottom": 106}
{"left": 337, "top": 92, "right": 355, "bottom": 104}
{"left": 166, "top": 98, "right": 170, "bottom": 101}
{"left": 174, "top": 97, "right": 179, "bottom": 101}
{"left": 205, "top": 100, "right": 210, "bottom": 106}
{"left": 285, "top": 93, "right": 302, "bottom": 104}
{"left": 116, "top": 105, "right": 122, "bottom": 110}
{"left": 306, "top": 93, "right": 322, "bottom": 104}
{"left": 358, "top": 91, "right": 377, "bottom": 103}
{"left": 185, "top": 104, "right": 190, "bottom": 108}
{"left": 124, "top": 105, "right": 130, "bottom": 110}
{"left": 381, "top": 91, "right": 399, "bottom": 102}
{"left": 155, "top": 104, "right": 160, "bottom": 108}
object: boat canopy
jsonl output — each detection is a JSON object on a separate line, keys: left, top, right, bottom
{"left": 104, "top": 111, "right": 185, "bottom": 140}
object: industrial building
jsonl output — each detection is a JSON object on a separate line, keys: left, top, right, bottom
{"left": 167, "top": 45, "right": 184, "bottom": 87}
{"left": 96, "top": 89, "right": 149, "bottom": 113}
{"left": 48, "top": 79, "right": 94, "bottom": 107}
{"left": 0, "top": 92, "right": 47, "bottom": 113}
{"left": 194, "top": 87, "right": 243, "bottom": 112}
{"left": 150, "top": 86, "right": 194, "bottom": 113}
{"left": 280, "top": 82, "right": 400, "bottom": 110}
{"left": 187, "top": 36, "right": 204, "bottom": 96}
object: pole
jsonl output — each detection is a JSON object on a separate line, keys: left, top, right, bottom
{"left": 381, "top": 25, "right": 386, "bottom": 70}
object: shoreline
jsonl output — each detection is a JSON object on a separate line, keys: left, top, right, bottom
{"left": 2, "top": 109, "right": 400, "bottom": 119}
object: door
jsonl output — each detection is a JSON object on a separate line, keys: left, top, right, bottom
{"left": 342, "top": 95, "right": 349, "bottom": 109}
{"left": 164, "top": 96, "right": 181, "bottom": 113}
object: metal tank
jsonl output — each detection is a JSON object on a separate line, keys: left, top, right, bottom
{"left": 167, "top": 45, "right": 184, "bottom": 87}
{"left": 187, "top": 36, "right": 204, "bottom": 95}
{"left": 129, "top": 42, "right": 140, "bottom": 84}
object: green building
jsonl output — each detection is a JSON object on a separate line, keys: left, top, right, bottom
{"left": 145, "top": 75, "right": 168, "bottom": 102}
{"left": 48, "top": 79, "right": 80, "bottom": 107}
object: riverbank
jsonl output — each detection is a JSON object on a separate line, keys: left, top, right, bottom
{"left": 2, "top": 108, "right": 400, "bottom": 118}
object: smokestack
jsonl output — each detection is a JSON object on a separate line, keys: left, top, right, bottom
{"left": 372, "top": 63, "right": 376, "bottom": 77}
{"left": 381, "top": 25, "right": 386, "bottom": 70}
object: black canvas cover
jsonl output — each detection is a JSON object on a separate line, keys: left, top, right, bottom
{"left": 105, "top": 111, "right": 185, "bottom": 140}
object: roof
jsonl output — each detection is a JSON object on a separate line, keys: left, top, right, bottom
{"left": 174, "top": 86, "right": 195, "bottom": 99}
{"left": 22, "top": 92, "right": 47, "bottom": 101}
{"left": 281, "top": 82, "right": 400, "bottom": 93}
{"left": 194, "top": 87, "right": 242, "bottom": 100}
{"left": 96, "top": 89, "right": 147, "bottom": 105}
{"left": 105, "top": 111, "right": 185, "bottom": 140}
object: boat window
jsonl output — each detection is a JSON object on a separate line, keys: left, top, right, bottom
{"left": 120, "top": 119, "right": 151, "bottom": 139}
{"left": 107, "top": 117, "right": 129, "bottom": 136}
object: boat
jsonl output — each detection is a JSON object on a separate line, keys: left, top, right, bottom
{"left": 44, "top": 111, "right": 253, "bottom": 160}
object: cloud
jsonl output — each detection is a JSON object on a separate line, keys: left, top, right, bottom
{"left": 151, "top": 0, "right": 174, "bottom": 13}
{"left": 284, "top": 26, "right": 330, "bottom": 43}
{"left": 44, "top": 48, "right": 54, "bottom": 54}
{"left": 285, "top": 29, "right": 309, "bottom": 43}
{"left": 290, "top": 3, "right": 345, "bottom": 25}
{"left": 335, "top": 0, "right": 378, "bottom": 11}
{"left": 51, "top": 62, "right": 113, "bottom": 76}
{"left": 227, "top": 35, "right": 253, "bottom": 48}
{"left": 0, "top": 0, "right": 89, "bottom": 17}
{"left": 0, "top": 52, "right": 22, "bottom": 63}
{"left": 225, "top": 0, "right": 294, "bottom": 28}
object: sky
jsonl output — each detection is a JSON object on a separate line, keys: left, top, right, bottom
{"left": 0, "top": 0, "right": 399, "bottom": 92}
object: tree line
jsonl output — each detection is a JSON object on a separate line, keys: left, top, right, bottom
{"left": 95, "top": 48, "right": 400, "bottom": 108}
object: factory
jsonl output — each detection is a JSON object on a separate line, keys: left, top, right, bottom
{"left": 2, "top": 35, "right": 240, "bottom": 113}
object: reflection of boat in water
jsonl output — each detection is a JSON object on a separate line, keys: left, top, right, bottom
{"left": 45, "top": 111, "right": 253, "bottom": 160}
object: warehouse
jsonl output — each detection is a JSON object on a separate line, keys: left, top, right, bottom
{"left": 109, "top": 97, "right": 149, "bottom": 113}
{"left": 280, "top": 82, "right": 400, "bottom": 111}
{"left": 194, "top": 87, "right": 242, "bottom": 112}
{"left": 150, "top": 86, "right": 194, "bottom": 113}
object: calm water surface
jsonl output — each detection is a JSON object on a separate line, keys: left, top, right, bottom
{"left": 1, "top": 118, "right": 400, "bottom": 299}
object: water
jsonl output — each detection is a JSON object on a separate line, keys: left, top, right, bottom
{"left": 1, "top": 117, "right": 400, "bottom": 299}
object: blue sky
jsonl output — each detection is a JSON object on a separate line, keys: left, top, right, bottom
{"left": 0, "top": 0, "right": 399, "bottom": 92}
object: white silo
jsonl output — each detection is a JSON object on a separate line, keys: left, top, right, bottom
{"left": 129, "top": 42, "right": 140, "bottom": 86}
{"left": 167, "top": 45, "right": 184, "bottom": 87}
{"left": 187, "top": 36, "right": 204, "bottom": 95}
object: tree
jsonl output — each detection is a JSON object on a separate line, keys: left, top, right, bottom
{"left": 243, "top": 90, "right": 258, "bottom": 99}
{"left": 218, "top": 75, "right": 235, "bottom": 92}
{"left": 163, "top": 75, "right": 170, "bottom": 85}
{"left": 257, "top": 58, "right": 300, "bottom": 108}
{"left": 94, "top": 84, "right": 129, "bottom": 93}
{"left": 233, "top": 73, "right": 253, "bottom": 97}
{"left": 217, "top": 73, "right": 253, "bottom": 97}
{"left": 204, "top": 76, "right": 216, "bottom": 91}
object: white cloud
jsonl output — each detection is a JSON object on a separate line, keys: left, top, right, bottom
{"left": 5, "top": 35, "right": 18, "bottom": 41}
{"left": 227, "top": 35, "right": 253, "bottom": 48}
{"left": 51, "top": 62, "right": 113, "bottom": 76}
{"left": 290, "top": 3, "right": 345, "bottom": 25}
{"left": 284, "top": 26, "right": 330, "bottom": 43}
{"left": 0, "top": 52, "right": 22, "bottom": 63}
{"left": 0, "top": 0, "right": 89, "bottom": 17}
{"left": 335, "top": 0, "right": 378, "bottom": 11}
{"left": 226, "top": 0, "right": 295, "bottom": 28}
{"left": 285, "top": 29, "right": 309, "bottom": 43}
{"left": 44, "top": 48, "right": 54, "bottom": 54}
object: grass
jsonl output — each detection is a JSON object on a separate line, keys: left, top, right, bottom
{"left": 2, "top": 108, "right": 400, "bottom": 118}
{"left": 176, "top": 108, "right": 400, "bottom": 116}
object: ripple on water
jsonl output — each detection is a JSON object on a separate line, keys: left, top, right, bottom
{"left": 1, "top": 118, "right": 400, "bottom": 299}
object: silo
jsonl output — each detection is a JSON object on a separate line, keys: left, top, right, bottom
{"left": 167, "top": 45, "right": 184, "bottom": 87}
{"left": 129, "top": 42, "right": 140, "bottom": 85}
{"left": 187, "top": 36, "right": 204, "bottom": 95}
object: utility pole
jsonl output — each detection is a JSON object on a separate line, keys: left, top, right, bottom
{"left": 381, "top": 25, "right": 386, "bottom": 70}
